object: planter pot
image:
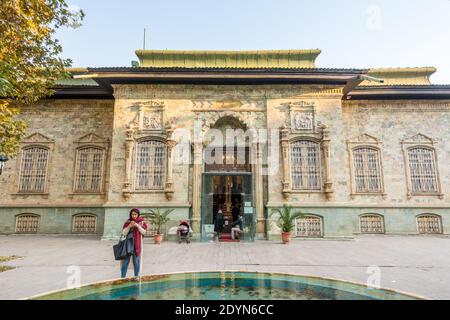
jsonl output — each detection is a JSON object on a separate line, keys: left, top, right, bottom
{"left": 281, "top": 232, "right": 292, "bottom": 244}
{"left": 154, "top": 234, "right": 164, "bottom": 244}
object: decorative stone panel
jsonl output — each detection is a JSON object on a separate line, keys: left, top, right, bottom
{"left": 289, "top": 101, "right": 316, "bottom": 132}
{"left": 137, "top": 100, "right": 165, "bottom": 132}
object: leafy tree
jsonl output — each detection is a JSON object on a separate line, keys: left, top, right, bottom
{"left": 0, "top": 0, "right": 84, "bottom": 157}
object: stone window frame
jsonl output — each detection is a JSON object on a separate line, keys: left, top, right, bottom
{"left": 359, "top": 213, "right": 385, "bottom": 234}
{"left": 15, "top": 213, "right": 40, "bottom": 234}
{"left": 401, "top": 134, "right": 443, "bottom": 199}
{"left": 280, "top": 100, "right": 333, "bottom": 200}
{"left": 122, "top": 101, "right": 176, "bottom": 201}
{"left": 295, "top": 214, "right": 324, "bottom": 238}
{"left": 289, "top": 137, "right": 323, "bottom": 192}
{"left": 72, "top": 133, "right": 109, "bottom": 195}
{"left": 347, "top": 134, "right": 386, "bottom": 197}
{"left": 281, "top": 123, "right": 333, "bottom": 200}
{"left": 14, "top": 133, "right": 54, "bottom": 195}
{"left": 416, "top": 213, "right": 443, "bottom": 235}
{"left": 132, "top": 136, "right": 167, "bottom": 192}
{"left": 71, "top": 213, "right": 98, "bottom": 234}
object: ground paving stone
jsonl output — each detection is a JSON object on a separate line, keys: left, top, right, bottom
{"left": 0, "top": 235, "right": 449, "bottom": 299}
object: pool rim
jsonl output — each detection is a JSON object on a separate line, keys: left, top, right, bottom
{"left": 24, "top": 270, "right": 429, "bottom": 300}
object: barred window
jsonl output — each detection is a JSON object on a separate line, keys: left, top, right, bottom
{"left": 408, "top": 147, "right": 439, "bottom": 193}
{"left": 352, "top": 147, "right": 383, "bottom": 193}
{"left": 296, "top": 216, "right": 323, "bottom": 237}
{"left": 18, "top": 147, "right": 49, "bottom": 193}
{"left": 15, "top": 214, "right": 40, "bottom": 234}
{"left": 417, "top": 214, "right": 442, "bottom": 234}
{"left": 360, "top": 214, "right": 385, "bottom": 234}
{"left": 72, "top": 214, "right": 97, "bottom": 234}
{"left": 74, "top": 147, "right": 105, "bottom": 193}
{"left": 135, "top": 140, "right": 166, "bottom": 190}
{"left": 290, "top": 140, "right": 321, "bottom": 190}
{"left": 141, "top": 215, "right": 157, "bottom": 236}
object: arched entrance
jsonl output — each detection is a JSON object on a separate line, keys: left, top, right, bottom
{"left": 200, "top": 116, "right": 256, "bottom": 242}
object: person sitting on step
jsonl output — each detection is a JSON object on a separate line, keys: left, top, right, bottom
{"left": 231, "top": 213, "right": 244, "bottom": 240}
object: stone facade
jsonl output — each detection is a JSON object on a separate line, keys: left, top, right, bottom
{"left": 1, "top": 76, "right": 450, "bottom": 239}
{"left": 0, "top": 99, "right": 113, "bottom": 234}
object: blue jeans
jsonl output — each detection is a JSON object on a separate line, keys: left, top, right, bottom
{"left": 120, "top": 254, "right": 140, "bottom": 278}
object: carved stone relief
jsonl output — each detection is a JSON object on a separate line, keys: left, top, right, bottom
{"left": 289, "top": 101, "right": 316, "bottom": 132}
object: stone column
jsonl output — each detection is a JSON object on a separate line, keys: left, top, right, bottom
{"left": 254, "top": 140, "right": 265, "bottom": 238}
{"left": 165, "top": 127, "right": 176, "bottom": 201}
{"left": 191, "top": 141, "right": 203, "bottom": 234}
{"left": 280, "top": 126, "right": 291, "bottom": 199}
{"left": 122, "top": 124, "right": 135, "bottom": 200}
{"left": 321, "top": 124, "right": 333, "bottom": 200}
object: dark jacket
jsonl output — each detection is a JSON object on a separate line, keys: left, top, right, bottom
{"left": 232, "top": 216, "right": 243, "bottom": 230}
{"left": 214, "top": 211, "right": 223, "bottom": 232}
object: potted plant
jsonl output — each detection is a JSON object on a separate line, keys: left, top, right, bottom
{"left": 148, "top": 208, "right": 174, "bottom": 244}
{"left": 270, "top": 205, "right": 304, "bottom": 244}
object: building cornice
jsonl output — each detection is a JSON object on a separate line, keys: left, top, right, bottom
{"left": 346, "top": 85, "right": 450, "bottom": 100}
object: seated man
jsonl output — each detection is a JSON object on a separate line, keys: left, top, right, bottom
{"left": 231, "top": 214, "right": 244, "bottom": 240}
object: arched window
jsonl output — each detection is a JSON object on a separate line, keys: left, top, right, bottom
{"left": 72, "top": 214, "right": 97, "bottom": 234}
{"left": 360, "top": 214, "right": 385, "bottom": 234}
{"left": 290, "top": 140, "right": 322, "bottom": 190}
{"left": 352, "top": 147, "right": 383, "bottom": 193}
{"left": 296, "top": 215, "right": 323, "bottom": 238}
{"left": 135, "top": 140, "right": 166, "bottom": 190}
{"left": 18, "top": 146, "right": 49, "bottom": 193}
{"left": 417, "top": 214, "right": 442, "bottom": 234}
{"left": 15, "top": 214, "right": 40, "bottom": 234}
{"left": 408, "top": 147, "right": 439, "bottom": 193}
{"left": 74, "top": 147, "right": 105, "bottom": 193}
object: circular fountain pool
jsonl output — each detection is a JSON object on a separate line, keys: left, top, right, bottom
{"left": 31, "top": 271, "right": 420, "bottom": 300}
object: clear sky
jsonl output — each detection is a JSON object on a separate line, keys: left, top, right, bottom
{"left": 56, "top": 0, "right": 450, "bottom": 84}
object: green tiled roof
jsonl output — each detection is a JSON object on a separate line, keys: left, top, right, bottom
{"left": 135, "top": 49, "right": 321, "bottom": 69}
{"left": 364, "top": 67, "right": 436, "bottom": 86}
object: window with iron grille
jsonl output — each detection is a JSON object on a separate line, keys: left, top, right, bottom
{"left": 290, "top": 140, "right": 322, "bottom": 190}
{"left": 352, "top": 147, "right": 383, "bottom": 193}
{"left": 18, "top": 147, "right": 49, "bottom": 193}
{"left": 135, "top": 140, "right": 166, "bottom": 190}
{"left": 15, "top": 214, "right": 40, "bottom": 234}
{"left": 417, "top": 214, "right": 442, "bottom": 234}
{"left": 408, "top": 147, "right": 439, "bottom": 193}
{"left": 74, "top": 147, "right": 105, "bottom": 193}
{"left": 296, "top": 216, "right": 323, "bottom": 237}
{"left": 72, "top": 214, "right": 97, "bottom": 234}
{"left": 141, "top": 215, "right": 157, "bottom": 236}
{"left": 360, "top": 214, "right": 385, "bottom": 234}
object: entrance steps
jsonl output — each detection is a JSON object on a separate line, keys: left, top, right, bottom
{"left": 219, "top": 233, "right": 240, "bottom": 243}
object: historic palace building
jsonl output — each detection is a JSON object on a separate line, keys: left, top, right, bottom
{"left": 1, "top": 49, "right": 450, "bottom": 240}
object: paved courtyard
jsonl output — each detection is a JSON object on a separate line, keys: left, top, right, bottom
{"left": 1, "top": 235, "right": 450, "bottom": 300}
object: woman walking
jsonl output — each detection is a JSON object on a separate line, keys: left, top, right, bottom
{"left": 121, "top": 208, "right": 147, "bottom": 278}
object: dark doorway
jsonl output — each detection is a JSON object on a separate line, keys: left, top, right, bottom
{"left": 201, "top": 173, "right": 254, "bottom": 241}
